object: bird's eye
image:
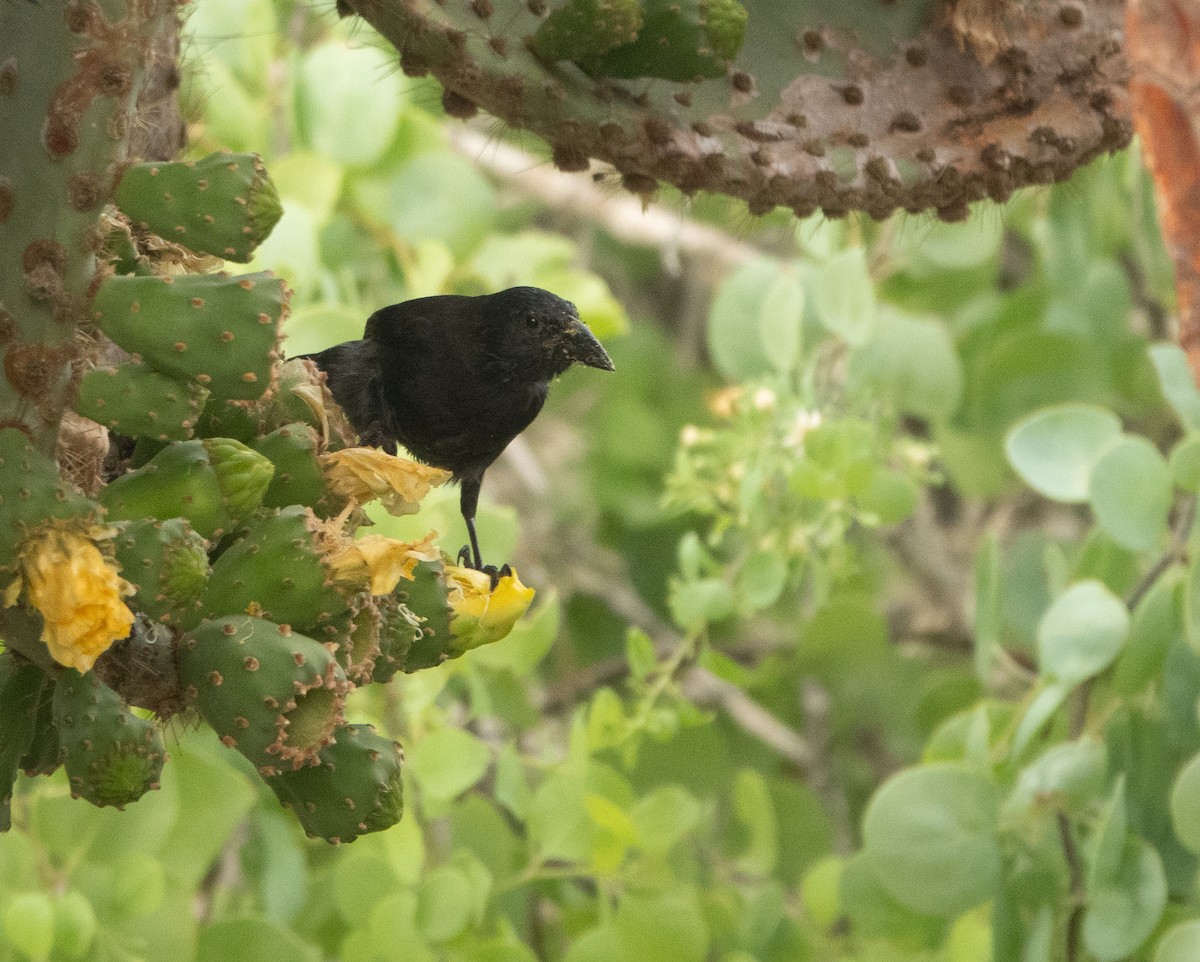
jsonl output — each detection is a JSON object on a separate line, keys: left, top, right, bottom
{"left": 526, "top": 315, "right": 540, "bottom": 329}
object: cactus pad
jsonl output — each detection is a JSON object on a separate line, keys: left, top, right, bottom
{"left": 253, "top": 423, "right": 338, "bottom": 513}
{"left": 397, "top": 561, "right": 456, "bottom": 671}
{"left": 371, "top": 595, "right": 421, "bottom": 683}
{"left": 265, "top": 723, "right": 404, "bottom": 843}
{"left": 343, "top": 0, "right": 1131, "bottom": 219}
{"left": 0, "top": 653, "right": 54, "bottom": 829}
{"left": 93, "top": 271, "right": 286, "bottom": 401}
{"left": 113, "top": 151, "right": 283, "bottom": 263}
{"left": 75, "top": 361, "right": 209, "bottom": 441}
{"left": 179, "top": 615, "right": 349, "bottom": 774}
{"left": 113, "top": 518, "right": 210, "bottom": 628}
{"left": 52, "top": 670, "right": 165, "bottom": 809}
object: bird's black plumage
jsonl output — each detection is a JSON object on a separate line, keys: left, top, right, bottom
{"left": 300, "top": 287, "right": 614, "bottom": 573}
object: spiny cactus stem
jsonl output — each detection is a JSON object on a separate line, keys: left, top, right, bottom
{"left": 0, "top": 0, "right": 171, "bottom": 452}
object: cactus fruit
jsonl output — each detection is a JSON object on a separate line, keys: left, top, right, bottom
{"left": 75, "top": 361, "right": 209, "bottom": 441}
{"left": 372, "top": 595, "right": 421, "bottom": 684}
{"left": 200, "top": 505, "right": 351, "bottom": 630}
{"left": 252, "top": 423, "right": 339, "bottom": 513}
{"left": 332, "top": 601, "right": 382, "bottom": 686}
{"left": 265, "top": 723, "right": 404, "bottom": 843}
{"left": 99, "top": 437, "right": 274, "bottom": 539}
{"left": 529, "top": 0, "right": 643, "bottom": 64}
{"left": 0, "top": 653, "right": 54, "bottom": 829}
{"left": 179, "top": 615, "right": 349, "bottom": 775}
{"left": 93, "top": 271, "right": 286, "bottom": 402}
{"left": 112, "top": 518, "right": 209, "bottom": 628}
{"left": 341, "top": 0, "right": 1131, "bottom": 219}
{"left": 53, "top": 669, "right": 165, "bottom": 809}
{"left": 0, "top": 429, "right": 98, "bottom": 569}
{"left": 397, "top": 561, "right": 456, "bottom": 671}
{"left": 113, "top": 152, "right": 283, "bottom": 263}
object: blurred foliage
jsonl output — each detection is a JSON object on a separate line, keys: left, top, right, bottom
{"left": 6, "top": 0, "right": 1200, "bottom": 960}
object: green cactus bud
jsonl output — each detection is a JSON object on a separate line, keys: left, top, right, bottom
{"left": 397, "top": 561, "right": 455, "bottom": 671}
{"left": 75, "top": 361, "right": 209, "bottom": 441}
{"left": 114, "top": 152, "right": 283, "bottom": 263}
{"left": 99, "top": 438, "right": 273, "bottom": 540}
{"left": 53, "top": 670, "right": 165, "bottom": 809}
{"left": 252, "top": 423, "right": 337, "bottom": 512}
{"left": 200, "top": 505, "right": 350, "bottom": 630}
{"left": 372, "top": 595, "right": 420, "bottom": 684}
{"left": 0, "top": 652, "right": 53, "bottom": 829}
{"left": 179, "top": 616, "right": 349, "bottom": 775}
{"left": 113, "top": 518, "right": 210, "bottom": 628}
{"left": 530, "top": 0, "right": 642, "bottom": 63}
{"left": 93, "top": 271, "right": 286, "bottom": 402}
{"left": 0, "top": 429, "right": 97, "bottom": 569}
{"left": 583, "top": 0, "right": 746, "bottom": 80}
{"left": 265, "top": 723, "right": 404, "bottom": 843}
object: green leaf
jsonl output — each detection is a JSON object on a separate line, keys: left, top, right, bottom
{"left": 416, "top": 866, "right": 473, "bottom": 943}
{"left": 1002, "top": 740, "right": 1107, "bottom": 822}
{"left": 974, "top": 534, "right": 1002, "bottom": 682}
{"left": 757, "top": 267, "right": 805, "bottom": 373}
{"left": 736, "top": 550, "right": 788, "bottom": 612}
{"left": 857, "top": 468, "right": 919, "bottom": 525}
{"left": 614, "top": 890, "right": 708, "bottom": 962}
{"left": 862, "top": 764, "right": 1002, "bottom": 917}
{"left": 1036, "top": 580, "right": 1130, "bottom": 685}
{"left": 1088, "top": 436, "right": 1172, "bottom": 551}
{"left": 408, "top": 728, "right": 492, "bottom": 803}
{"left": 707, "top": 258, "right": 786, "bottom": 380}
{"left": 1112, "top": 571, "right": 1181, "bottom": 694}
{"left": 1150, "top": 344, "right": 1200, "bottom": 431}
{"left": 625, "top": 628, "right": 658, "bottom": 681}
{"left": 1155, "top": 921, "right": 1200, "bottom": 962}
{"left": 733, "top": 769, "right": 778, "bottom": 876}
{"left": 528, "top": 774, "right": 592, "bottom": 863}
{"left": 1089, "top": 777, "right": 1128, "bottom": 889}
{"left": 669, "top": 577, "right": 737, "bottom": 633}
{"left": 1082, "top": 836, "right": 1167, "bottom": 962}
{"left": 629, "top": 785, "right": 703, "bottom": 852}
{"left": 295, "top": 43, "right": 403, "bottom": 167}
{"left": 1170, "top": 752, "right": 1200, "bottom": 853}
{"left": 812, "top": 247, "right": 876, "bottom": 346}
{"left": 1170, "top": 434, "right": 1200, "bottom": 491}
{"left": 4, "top": 892, "right": 54, "bottom": 962}
{"left": 1005, "top": 404, "right": 1122, "bottom": 502}
{"left": 848, "top": 311, "right": 963, "bottom": 420}
{"left": 195, "top": 918, "right": 320, "bottom": 962}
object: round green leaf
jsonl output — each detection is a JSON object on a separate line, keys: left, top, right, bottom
{"left": 1170, "top": 752, "right": 1200, "bottom": 853}
{"left": 862, "top": 764, "right": 1002, "bottom": 917}
{"left": 848, "top": 311, "right": 963, "bottom": 421}
{"left": 1003, "top": 740, "right": 1107, "bottom": 821}
{"left": 296, "top": 43, "right": 403, "bottom": 166}
{"left": 1150, "top": 344, "right": 1200, "bottom": 432}
{"left": 416, "top": 866, "right": 473, "bottom": 943}
{"left": 3, "top": 892, "right": 55, "bottom": 961}
{"left": 1088, "top": 436, "right": 1172, "bottom": 551}
{"left": 1036, "top": 580, "right": 1130, "bottom": 685}
{"left": 1112, "top": 571, "right": 1180, "bottom": 694}
{"left": 1155, "top": 921, "right": 1200, "bottom": 962}
{"left": 1006, "top": 405, "right": 1122, "bottom": 502}
{"left": 1082, "top": 836, "right": 1167, "bottom": 962}
{"left": 812, "top": 247, "right": 876, "bottom": 347}
{"left": 736, "top": 551, "right": 788, "bottom": 612}
{"left": 1170, "top": 434, "right": 1200, "bottom": 492}
{"left": 707, "top": 258, "right": 786, "bottom": 381}
{"left": 757, "top": 268, "right": 805, "bottom": 374}
{"left": 408, "top": 728, "right": 492, "bottom": 803}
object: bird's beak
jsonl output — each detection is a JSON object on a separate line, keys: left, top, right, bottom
{"left": 563, "top": 318, "right": 615, "bottom": 371}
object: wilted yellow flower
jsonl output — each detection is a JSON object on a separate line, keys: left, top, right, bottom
{"left": 326, "top": 532, "right": 441, "bottom": 595}
{"left": 445, "top": 565, "right": 535, "bottom": 652}
{"left": 3, "top": 524, "right": 134, "bottom": 672}
{"left": 321, "top": 448, "right": 451, "bottom": 516}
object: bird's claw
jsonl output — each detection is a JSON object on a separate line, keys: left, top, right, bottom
{"left": 456, "top": 549, "right": 512, "bottom": 590}
{"left": 457, "top": 545, "right": 473, "bottom": 568}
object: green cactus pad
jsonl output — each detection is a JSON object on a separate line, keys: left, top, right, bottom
{"left": 397, "top": 561, "right": 455, "bottom": 671}
{"left": 93, "top": 271, "right": 286, "bottom": 402}
{"left": 113, "top": 518, "right": 210, "bottom": 628}
{"left": 114, "top": 152, "right": 283, "bottom": 263}
{"left": 53, "top": 670, "right": 166, "bottom": 809}
{"left": 99, "top": 438, "right": 274, "bottom": 540}
{"left": 200, "top": 505, "right": 350, "bottom": 630}
{"left": 265, "top": 723, "right": 404, "bottom": 843}
{"left": 530, "top": 0, "right": 642, "bottom": 64}
{"left": 193, "top": 399, "right": 261, "bottom": 443}
{"left": 252, "top": 423, "right": 336, "bottom": 512}
{"left": 372, "top": 595, "right": 421, "bottom": 684}
{"left": 582, "top": 0, "right": 746, "bottom": 81}
{"left": 0, "top": 429, "right": 97, "bottom": 570}
{"left": 0, "top": 653, "right": 54, "bottom": 829}
{"left": 179, "top": 616, "right": 349, "bottom": 775}
{"left": 75, "top": 361, "right": 209, "bottom": 441}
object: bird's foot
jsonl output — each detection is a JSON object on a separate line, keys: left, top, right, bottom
{"left": 480, "top": 563, "right": 513, "bottom": 590}
{"left": 457, "top": 545, "right": 473, "bottom": 568}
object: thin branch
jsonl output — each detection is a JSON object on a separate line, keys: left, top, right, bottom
{"left": 1057, "top": 812, "right": 1084, "bottom": 962}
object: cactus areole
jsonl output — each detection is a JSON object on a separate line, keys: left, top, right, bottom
{"left": 343, "top": 0, "right": 1131, "bottom": 220}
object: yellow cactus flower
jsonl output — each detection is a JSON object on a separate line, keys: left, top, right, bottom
{"left": 326, "top": 532, "right": 441, "bottom": 595}
{"left": 445, "top": 565, "right": 535, "bottom": 652}
{"left": 321, "top": 448, "right": 451, "bottom": 516}
{"left": 4, "top": 524, "right": 135, "bottom": 672}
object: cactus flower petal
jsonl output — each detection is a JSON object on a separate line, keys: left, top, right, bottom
{"left": 6, "top": 525, "right": 135, "bottom": 672}
{"left": 445, "top": 565, "right": 535, "bottom": 652}
{"left": 321, "top": 448, "right": 451, "bottom": 516}
{"left": 327, "top": 532, "right": 441, "bottom": 595}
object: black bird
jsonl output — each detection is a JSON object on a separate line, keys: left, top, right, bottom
{"left": 300, "top": 286, "right": 614, "bottom": 576}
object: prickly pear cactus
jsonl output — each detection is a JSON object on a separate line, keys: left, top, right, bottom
{"left": 342, "top": 0, "right": 1131, "bottom": 219}
{"left": 0, "top": 2, "right": 538, "bottom": 841}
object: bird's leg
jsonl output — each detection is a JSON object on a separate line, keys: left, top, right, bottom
{"left": 459, "top": 479, "right": 484, "bottom": 572}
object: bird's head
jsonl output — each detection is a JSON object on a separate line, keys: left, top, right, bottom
{"left": 489, "top": 287, "right": 614, "bottom": 381}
